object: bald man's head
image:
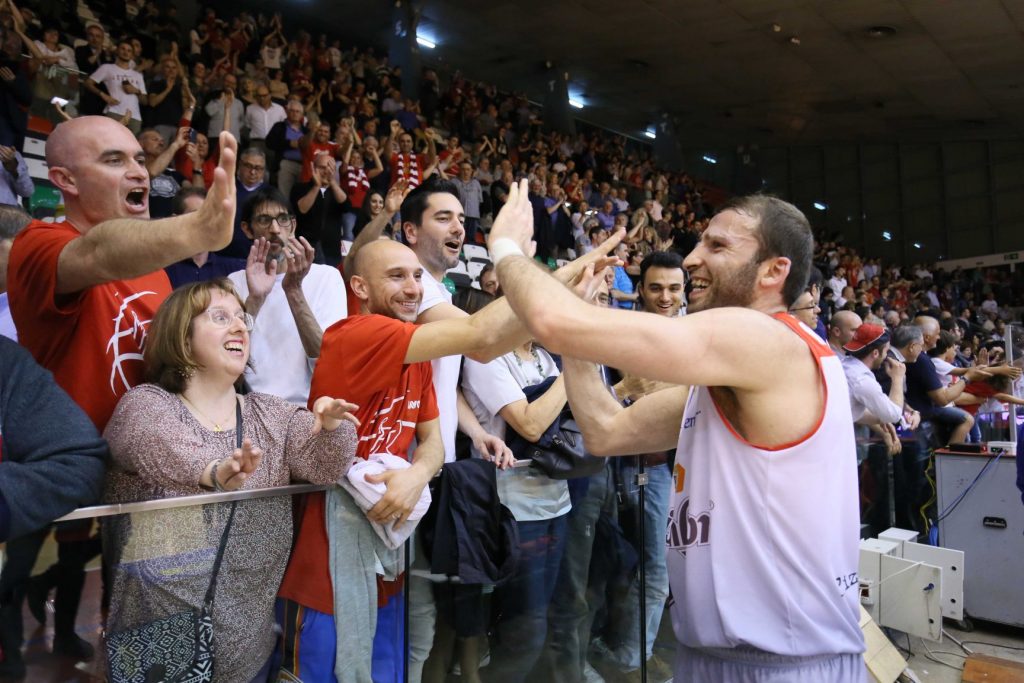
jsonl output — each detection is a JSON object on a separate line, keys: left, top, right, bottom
{"left": 45, "top": 116, "right": 150, "bottom": 230}
{"left": 349, "top": 239, "right": 424, "bottom": 322}
{"left": 914, "top": 315, "right": 941, "bottom": 350}
{"left": 829, "top": 310, "right": 863, "bottom": 349}
{"left": 47, "top": 116, "right": 127, "bottom": 167}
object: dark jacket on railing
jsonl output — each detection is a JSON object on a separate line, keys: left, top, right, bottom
{"left": 0, "top": 336, "right": 107, "bottom": 541}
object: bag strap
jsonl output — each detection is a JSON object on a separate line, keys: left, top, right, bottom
{"left": 202, "top": 397, "right": 242, "bottom": 607}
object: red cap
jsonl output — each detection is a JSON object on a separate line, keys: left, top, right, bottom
{"left": 843, "top": 323, "right": 888, "bottom": 352}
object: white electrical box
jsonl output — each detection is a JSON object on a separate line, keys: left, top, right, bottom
{"left": 879, "top": 527, "right": 918, "bottom": 553}
{"left": 859, "top": 538, "right": 901, "bottom": 622}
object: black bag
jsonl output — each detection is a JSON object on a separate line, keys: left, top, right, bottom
{"left": 105, "top": 401, "right": 242, "bottom": 683}
{"left": 505, "top": 375, "right": 604, "bottom": 480}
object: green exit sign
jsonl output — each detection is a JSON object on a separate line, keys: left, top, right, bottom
{"left": 1005, "top": 253, "right": 1019, "bottom": 262}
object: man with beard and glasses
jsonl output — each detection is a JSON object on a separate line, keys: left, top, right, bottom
{"left": 484, "top": 194, "right": 867, "bottom": 682}
{"left": 228, "top": 186, "right": 346, "bottom": 405}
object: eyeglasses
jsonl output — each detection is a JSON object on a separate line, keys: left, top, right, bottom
{"left": 251, "top": 212, "right": 294, "bottom": 228}
{"left": 241, "top": 162, "right": 266, "bottom": 173}
{"left": 203, "top": 307, "right": 254, "bottom": 331}
{"left": 789, "top": 304, "right": 819, "bottom": 313}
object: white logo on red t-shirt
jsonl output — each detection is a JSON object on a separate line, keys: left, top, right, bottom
{"left": 105, "top": 290, "right": 156, "bottom": 394}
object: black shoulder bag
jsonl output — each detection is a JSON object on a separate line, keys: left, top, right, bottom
{"left": 105, "top": 400, "right": 242, "bottom": 683}
{"left": 505, "top": 375, "right": 604, "bottom": 480}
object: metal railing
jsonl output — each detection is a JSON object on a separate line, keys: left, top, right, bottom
{"left": 55, "top": 482, "right": 328, "bottom": 521}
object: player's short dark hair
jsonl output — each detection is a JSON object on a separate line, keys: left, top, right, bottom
{"left": 716, "top": 194, "right": 813, "bottom": 307}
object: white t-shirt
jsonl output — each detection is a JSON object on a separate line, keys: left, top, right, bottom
{"left": 228, "top": 264, "right": 347, "bottom": 405}
{"left": 462, "top": 348, "right": 571, "bottom": 522}
{"left": 418, "top": 269, "right": 459, "bottom": 463}
{"left": 34, "top": 41, "right": 76, "bottom": 69}
{"left": 245, "top": 101, "right": 286, "bottom": 140}
{"left": 931, "top": 358, "right": 956, "bottom": 404}
{"left": 261, "top": 45, "right": 282, "bottom": 70}
{"left": 89, "top": 63, "right": 147, "bottom": 120}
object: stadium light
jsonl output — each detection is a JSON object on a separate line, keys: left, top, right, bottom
{"left": 416, "top": 35, "right": 436, "bottom": 49}
{"left": 568, "top": 98, "right": 584, "bottom": 109}
{"left": 702, "top": 155, "right": 717, "bottom": 164}
{"left": 813, "top": 201, "right": 827, "bottom": 211}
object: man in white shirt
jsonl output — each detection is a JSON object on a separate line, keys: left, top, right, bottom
{"left": 205, "top": 73, "right": 245, "bottom": 140}
{"left": 228, "top": 186, "right": 346, "bottom": 405}
{"left": 85, "top": 39, "right": 146, "bottom": 134}
{"left": 841, "top": 324, "right": 905, "bottom": 427}
{"left": 827, "top": 266, "right": 847, "bottom": 301}
{"left": 244, "top": 86, "right": 285, "bottom": 152}
{"left": 980, "top": 292, "right": 999, "bottom": 317}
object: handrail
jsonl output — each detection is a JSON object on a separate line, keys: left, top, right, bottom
{"left": 55, "top": 483, "right": 329, "bottom": 521}
{"left": 56, "top": 459, "right": 536, "bottom": 521}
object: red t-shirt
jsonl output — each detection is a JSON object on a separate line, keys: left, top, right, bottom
{"left": 7, "top": 220, "right": 171, "bottom": 430}
{"left": 277, "top": 314, "right": 439, "bottom": 614}
{"left": 962, "top": 382, "right": 999, "bottom": 416}
{"left": 300, "top": 141, "right": 339, "bottom": 183}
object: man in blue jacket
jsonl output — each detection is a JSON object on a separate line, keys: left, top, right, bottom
{"left": 0, "top": 337, "right": 107, "bottom": 676}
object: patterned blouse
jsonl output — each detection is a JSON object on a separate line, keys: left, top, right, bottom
{"left": 102, "top": 384, "right": 357, "bottom": 683}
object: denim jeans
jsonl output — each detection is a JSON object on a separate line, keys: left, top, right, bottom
{"left": 606, "top": 461, "right": 672, "bottom": 669}
{"left": 485, "top": 513, "right": 569, "bottom": 683}
{"left": 541, "top": 467, "right": 616, "bottom": 683}
{"left": 464, "top": 217, "right": 480, "bottom": 247}
{"left": 341, "top": 211, "right": 357, "bottom": 243}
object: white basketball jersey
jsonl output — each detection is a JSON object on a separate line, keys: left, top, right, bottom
{"left": 667, "top": 313, "right": 864, "bottom": 656}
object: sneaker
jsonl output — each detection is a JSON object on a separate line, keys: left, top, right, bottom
{"left": 52, "top": 633, "right": 94, "bottom": 661}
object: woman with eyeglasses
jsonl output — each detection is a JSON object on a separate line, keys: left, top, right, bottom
{"left": 102, "top": 279, "right": 359, "bottom": 683}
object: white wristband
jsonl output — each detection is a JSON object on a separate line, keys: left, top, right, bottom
{"left": 490, "top": 238, "right": 525, "bottom": 265}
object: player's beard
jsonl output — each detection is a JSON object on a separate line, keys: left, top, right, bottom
{"left": 689, "top": 258, "right": 760, "bottom": 312}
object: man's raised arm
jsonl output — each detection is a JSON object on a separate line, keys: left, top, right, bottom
{"left": 55, "top": 132, "right": 239, "bottom": 295}
{"left": 484, "top": 203, "right": 800, "bottom": 391}
{"left": 411, "top": 180, "right": 627, "bottom": 363}
{"left": 563, "top": 356, "right": 687, "bottom": 456}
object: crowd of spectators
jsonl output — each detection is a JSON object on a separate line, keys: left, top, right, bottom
{"left": 0, "top": 0, "right": 1022, "bottom": 682}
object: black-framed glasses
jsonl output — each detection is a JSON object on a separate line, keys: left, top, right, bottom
{"left": 241, "top": 162, "right": 266, "bottom": 173}
{"left": 252, "top": 212, "right": 294, "bottom": 228}
{"left": 204, "top": 307, "right": 254, "bottom": 331}
{"left": 789, "top": 304, "right": 819, "bottom": 313}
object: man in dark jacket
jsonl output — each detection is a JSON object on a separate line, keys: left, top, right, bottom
{"left": 0, "top": 336, "right": 107, "bottom": 676}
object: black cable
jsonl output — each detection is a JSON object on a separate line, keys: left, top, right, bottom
{"left": 960, "top": 640, "right": 1024, "bottom": 653}
{"left": 936, "top": 453, "right": 1002, "bottom": 523}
